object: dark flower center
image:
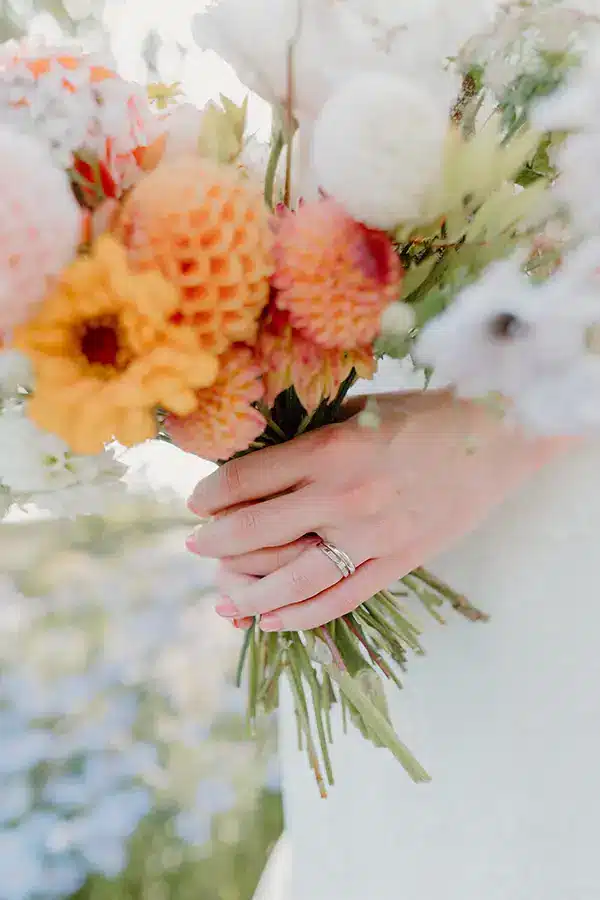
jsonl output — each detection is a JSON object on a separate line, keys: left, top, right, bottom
{"left": 78, "top": 316, "right": 125, "bottom": 370}
{"left": 488, "top": 312, "right": 527, "bottom": 341}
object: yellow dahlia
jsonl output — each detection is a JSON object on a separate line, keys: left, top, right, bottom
{"left": 165, "top": 344, "right": 266, "bottom": 461}
{"left": 272, "top": 198, "right": 403, "bottom": 350}
{"left": 118, "top": 156, "right": 274, "bottom": 355}
{"left": 258, "top": 308, "right": 376, "bottom": 414}
{"left": 13, "top": 236, "right": 218, "bottom": 455}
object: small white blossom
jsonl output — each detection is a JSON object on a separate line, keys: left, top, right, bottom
{"left": 0, "top": 350, "right": 33, "bottom": 399}
{"left": 0, "top": 405, "right": 127, "bottom": 516}
{"left": 161, "top": 102, "right": 206, "bottom": 160}
{"left": 0, "top": 126, "right": 80, "bottom": 332}
{"left": 381, "top": 302, "right": 416, "bottom": 338}
{"left": 534, "top": 35, "right": 600, "bottom": 133}
{"left": 311, "top": 71, "right": 449, "bottom": 229}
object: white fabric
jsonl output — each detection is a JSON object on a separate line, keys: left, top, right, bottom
{"left": 279, "top": 362, "right": 600, "bottom": 900}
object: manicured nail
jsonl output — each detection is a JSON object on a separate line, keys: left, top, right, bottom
{"left": 185, "top": 533, "right": 197, "bottom": 552}
{"left": 259, "top": 614, "right": 283, "bottom": 632}
{"left": 215, "top": 599, "right": 240, "bottom": 618}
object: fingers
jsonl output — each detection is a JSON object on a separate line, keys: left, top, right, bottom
{"left": 187, "top": 485, "right": 335, "bottom": 558}
{"left": 259, "top": 555, "right": 407, "bottom": 632}
{"left": 187, "top": 426, "right": 331, "bottom": 516}
{"left": 221, "top": 535, "right": 320, "bottom": 576}
{"left": 215, "top": 567, "right": 255, "bottom": 630}
{"left": 215, "top": 531, "right": 371, "bottom": 619}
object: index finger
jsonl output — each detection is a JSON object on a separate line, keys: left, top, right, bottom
{"left": 187, "top": 429, "right": 321, "bottom": 516}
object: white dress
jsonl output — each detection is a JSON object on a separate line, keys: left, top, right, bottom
{"left": 269, "top": 365, "right": 600, "bottom": 900}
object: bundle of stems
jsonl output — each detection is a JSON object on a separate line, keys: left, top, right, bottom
{"left": 235, "top": 374, "right": 488, "bottom": 797}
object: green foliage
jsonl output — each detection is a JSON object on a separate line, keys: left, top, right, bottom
{"left": 499, "top": 49, "right": 579, "bottom": 140}
{"left": 74, "top": 791, "right": 283, "bottom": 900}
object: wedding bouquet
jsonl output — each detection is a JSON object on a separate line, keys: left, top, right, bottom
{"left": 2, "top": 0, "right": 600, "bottom": 794}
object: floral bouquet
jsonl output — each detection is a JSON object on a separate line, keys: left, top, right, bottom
{"left": 2, "top": 0, "right": 600, "bottom": 795}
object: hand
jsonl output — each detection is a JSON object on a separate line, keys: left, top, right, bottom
{"left": 186, "top": 391, "right": 566, "bottom": 632}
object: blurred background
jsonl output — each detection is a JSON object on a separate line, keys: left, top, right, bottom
{"left": 0, "top": 3, "right": 283, "bottom": 898}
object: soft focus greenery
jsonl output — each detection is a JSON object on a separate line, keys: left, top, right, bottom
{"left": 1, "top": 494, "right": 282, "bottom": 900}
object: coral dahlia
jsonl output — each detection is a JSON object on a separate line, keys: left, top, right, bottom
{"left": 272, "top": 198, "right": 403, "bottom": 350}
{"left": 165, "top": 344, "right": 266, "bottom": 461}
{"left": 258, "top": 307, "right": 376, "bottom": 414}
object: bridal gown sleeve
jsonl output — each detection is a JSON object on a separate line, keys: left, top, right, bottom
{"left": 257, "top": 359, "right": 600, "bottom": 900}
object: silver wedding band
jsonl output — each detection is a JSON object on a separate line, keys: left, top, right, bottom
{"left": 316, "top": 539, "right": 356, "bottom": 579}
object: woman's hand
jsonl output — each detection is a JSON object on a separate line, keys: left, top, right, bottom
{"left": 186, "top": 391, "right": 567, "bottom": 632}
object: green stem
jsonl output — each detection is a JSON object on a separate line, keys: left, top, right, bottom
{"left": 326, "top": 664, "right": 430, "bottom": 784}
{"left": 264, "top": 130, "right": 284, "bottom": 210}
{"left": 413, "top": 568, "right": 489, "bottom": 622}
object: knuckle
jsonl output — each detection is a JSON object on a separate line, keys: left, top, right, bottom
{"left": 233, "top": 507, "right": 259, "bottom": 540}
{"left": 288, "top": 566, "right": 313, "bottom": 599}
{"left": 221, "top": 459, "right": 243, "bottom": 502}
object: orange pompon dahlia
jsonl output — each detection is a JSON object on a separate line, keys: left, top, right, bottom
{"left": 165, "top": 344, "right": 266, "bottom": 462}
{"left": 13, "top": 236, "right": 218, "bottom": 455}
{"left": 118, "top": 156, "right": 275, "bottom": 355}
{"left": 272, "top": 198, "right": 403, "bottom": 350}
{"left": 258, "top": 308, "right": 376, "bottom": 414}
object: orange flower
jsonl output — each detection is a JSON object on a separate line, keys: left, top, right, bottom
{"left": 258, "top": 307, "right": 376, "bottom": 414}
{"left": 272, "top": 198, "right": 403, "bottom": 350}
{"left": 3, "top": 47, "right": 161, "bottom": 205}
{"left": 165, "top": 344, "right": 266, "bottom": 461}
{"left": 13, "top": 236, "right": 218, "bottom": 454}
{"left": 118, "top": 156, "right": 274, "bottom": 355}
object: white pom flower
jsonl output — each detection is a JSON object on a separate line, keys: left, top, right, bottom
{"left": 161, "top": 103, "right": 206, "bottom": 160}
{"left": 381, "top": 302, "right": 416, "bottom": 338}
{"left": 0, "top": 350, "right": 32, "bottom": 399}
{"left": 0, "top": 126, "right": 80, "bottom": 332}
{"left": 533, "top": 37, "right": 600, "bottom": 134}
{"left": 311, "top": 71, "right": 449, "bottom": 229}
{"left": 0, "top": 404, "right": 126, "bottom": 516}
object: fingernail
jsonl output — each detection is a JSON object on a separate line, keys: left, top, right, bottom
{"left": 187, "top": 497, "right": 198, "bottom": 514}
{"left": 185, "top": 533, "right": 197, "bottom": 552}
{"left": 259, "top": 614, "right": 283, "bottom": 632}
{"left": 215, "top": 599, "right": 240, "bottom": 618}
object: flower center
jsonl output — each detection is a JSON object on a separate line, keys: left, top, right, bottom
{"left": 78, "top": 316, "right": 128, "bottom": 372}
{"left": 353, "top": 224, "right": 395, "bottom": 286}
{"left": 488, "top": 313, "right": 528, "bottom": 341}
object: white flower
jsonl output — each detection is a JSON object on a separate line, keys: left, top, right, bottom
{"left": 193, "top": 0, "right": 461, "bottom": 125}
{"left": 414, "top": 257, "right": 547, "bottom": 398}
{"left": 0, "top": 45, "right": 161, "bottom": 190}
{"left": 462, "top": 1, "right": 599, "bottom": 96}
{"left": 415, "top": 241, "right": 600, "bottom": 435}
{"left": 533, "top": 36, "right": 600, "bottom": 133}
{"left": 380, "top": 302, "right": 416, "bottom": 338}
{"left": 0, "top": 350, "right": 33, "bottom": 399}
{"left": 550, "top": 131, "right": 600, "bottom": 234}
{"left": 0, "top": 486, "right": 13, "bottom": 520}
{"left": 161, "top": 102, "right": 206, "bottom": 160}
{"left": 0, "top": 405, "right": 127, "bottom": 516}
{"left": 0, "top": 126, "right": 80, "bottom": 332}
{"left": 311, "top": 71, "right": 449, "bottom": 229}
